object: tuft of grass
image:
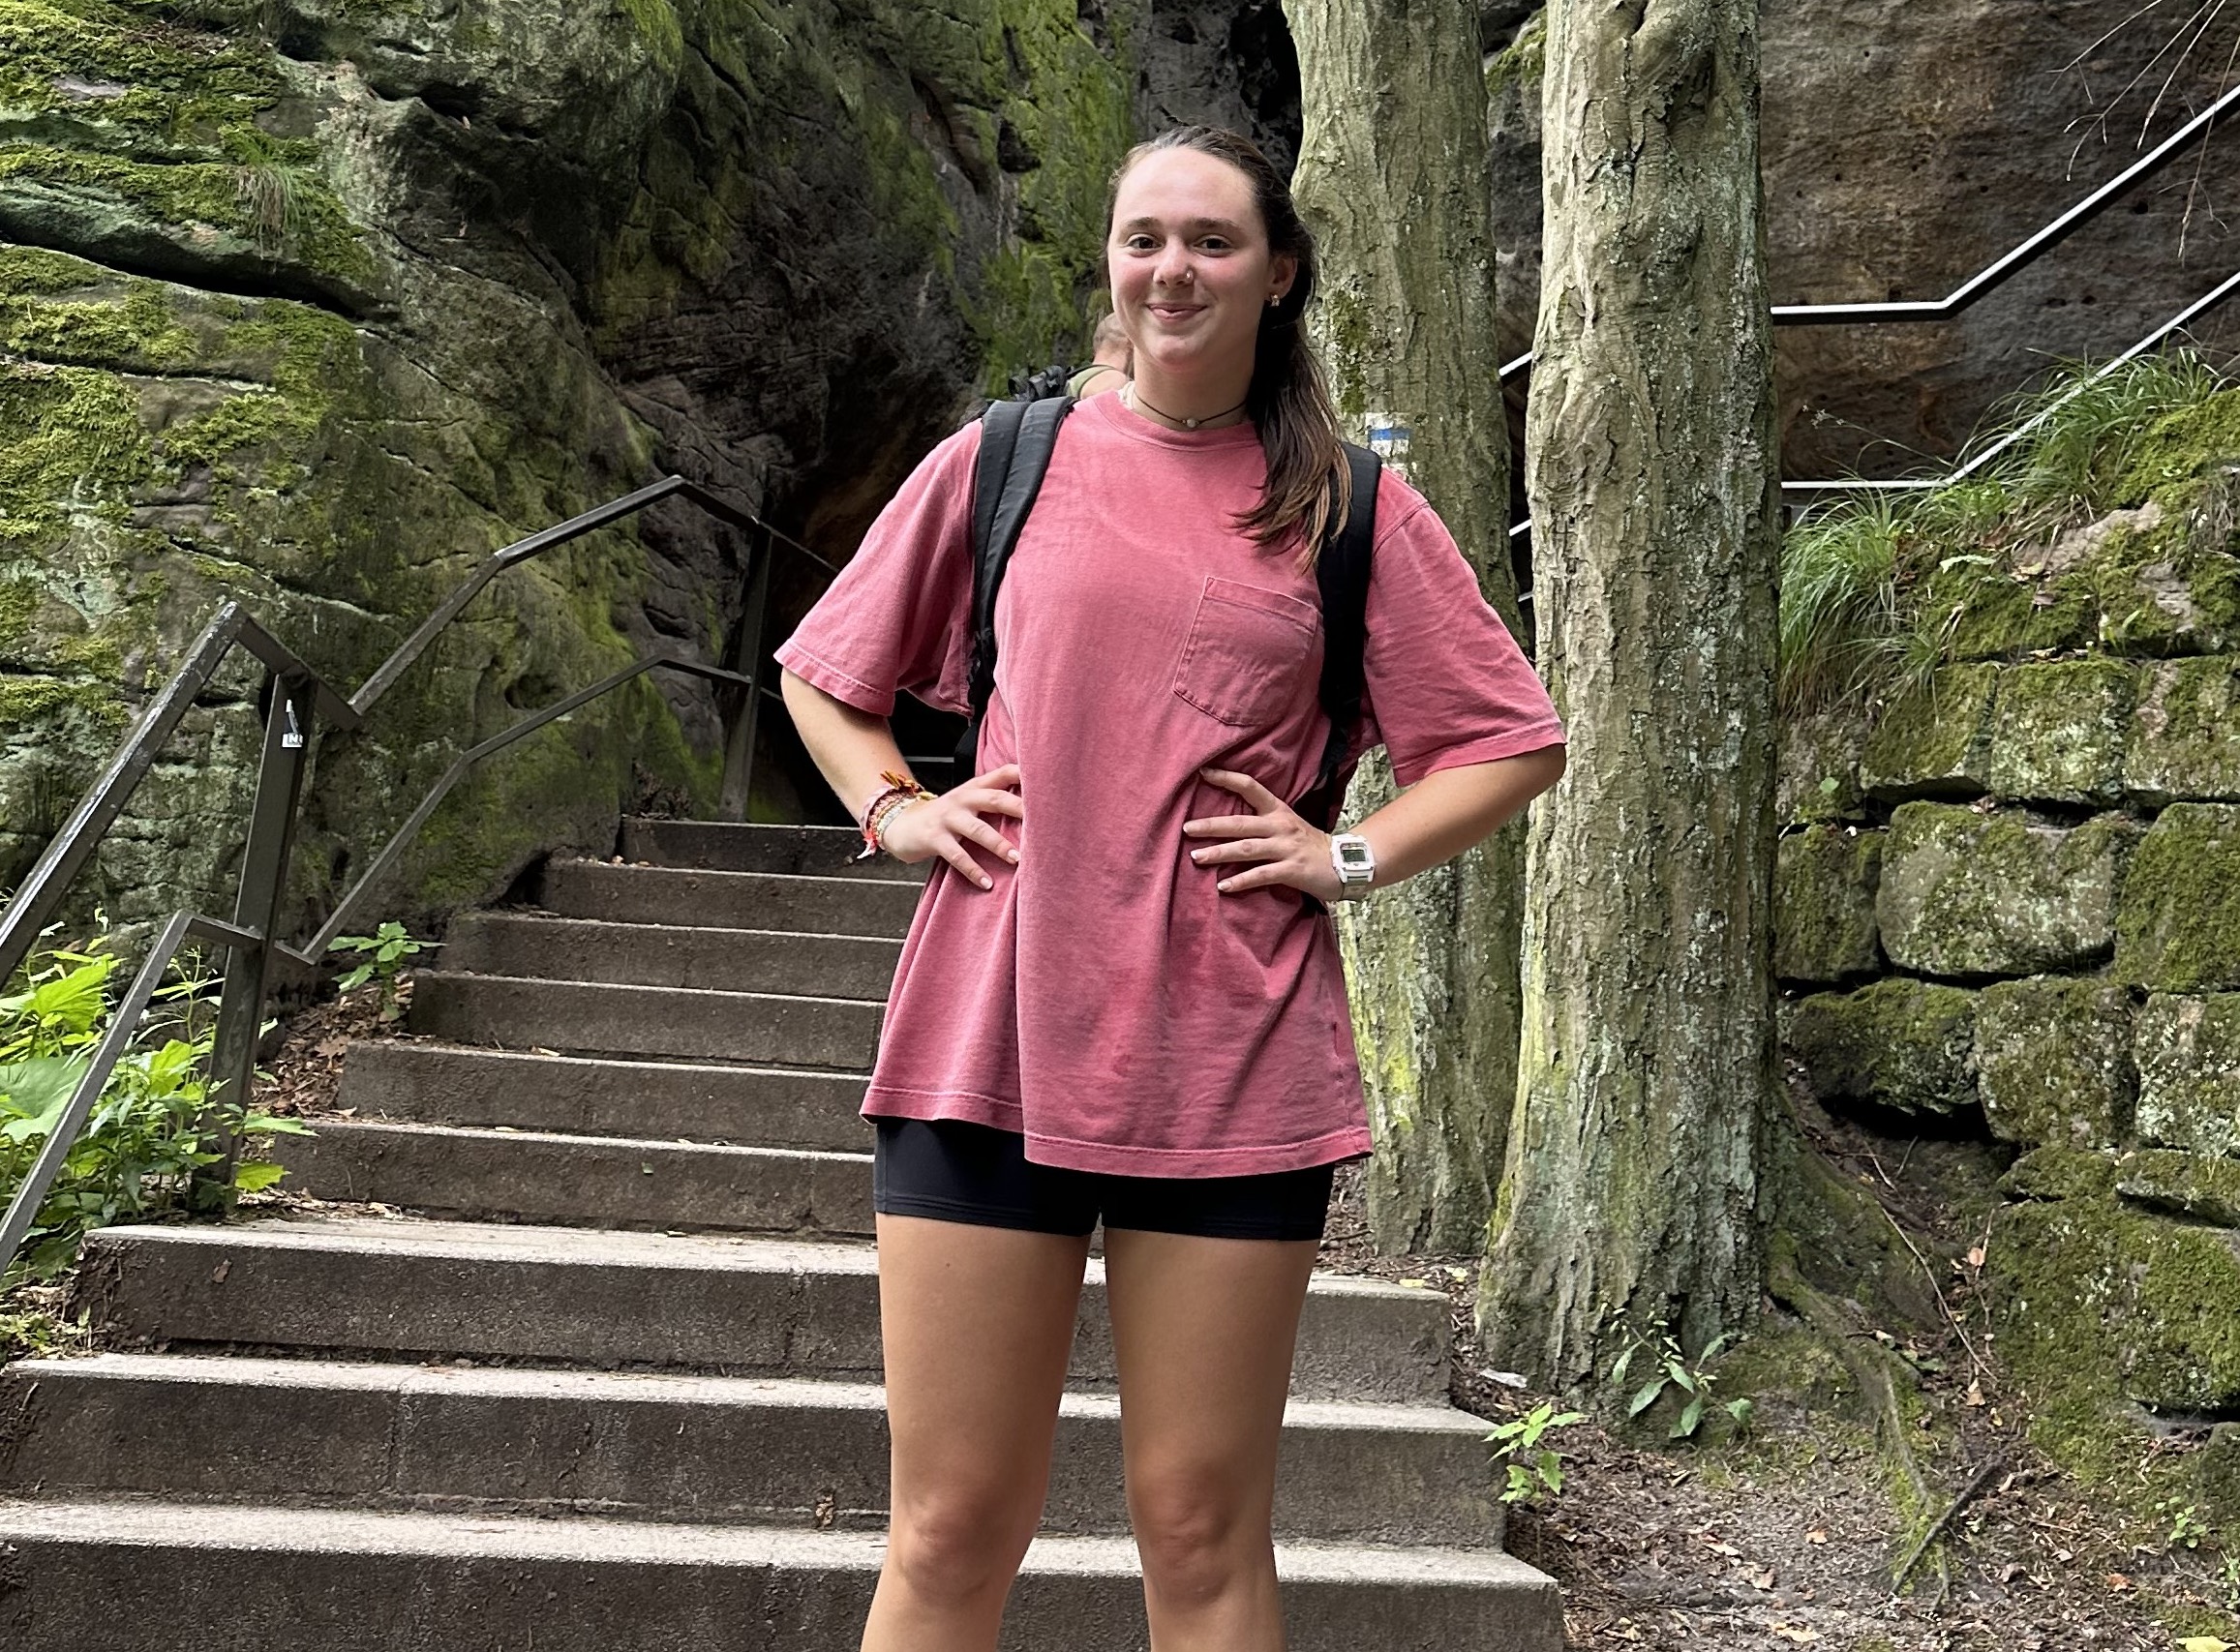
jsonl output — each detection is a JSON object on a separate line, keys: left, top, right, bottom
{"left": 1974, "top": 349, "right": 2230, "bottom": 523}
{"left": 1779, "top": 347, "right": 2236, "bottom": 711}
{"left": 1779, "top": 494, "right": 1904, "bottom": 712}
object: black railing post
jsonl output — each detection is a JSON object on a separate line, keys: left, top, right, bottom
{"left": 719, "top": 524, "right": 775, "bottom": 822}
{"left": 196, "top": 675, "right": 315, "bottom": 1210}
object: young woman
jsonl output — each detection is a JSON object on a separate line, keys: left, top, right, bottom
{"left": 775, "top": 126, "right": 1565, "bottom": 1652}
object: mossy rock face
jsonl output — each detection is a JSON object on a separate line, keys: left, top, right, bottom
{"left": 1995, "top": 1184, "right": 2240, "bottom": 1418}
{"left": 1773, "top": 825, "right": 1881, "bottom": 982}
{"left": 2127, "top": 654, "right": 2240, "bottom": 804}
{"left": 1777, "top": 706, "right": 1868, "bottom": 825}
{"left": 2114, "top": 803, "right": 2240, "bottom": 992}
{"left": 1878, "top": 803, "right": 2139, "bottom": 979}
{"left": 1785, "top": 976, "right": 1979, "bottom": 1116}
{"left": 2134, "top": 994, "right": 2240, "bottom": 1158}
{"left": 1976, "top": 976, "right": 2134, "bottom": 1150}
{"left": 2117, "top": 1149, "right": 2240, "bottom": 1228}
{"left": 1984, "top": 656, "right": 2137, "bottom": 806}
{"left": 0, "top": 0, "right": 1144, "bottom": 934}
{"left": 1858, "top": 664, "right": 1997, "bottom": 802}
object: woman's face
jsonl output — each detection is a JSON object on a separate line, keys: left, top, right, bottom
{"left": 1106, "top": 147, "right": 1296, "bottom": 389}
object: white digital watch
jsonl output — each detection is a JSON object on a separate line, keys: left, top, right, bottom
{"left": 1328, "top": 832, "right": 1377, "bottom": 900}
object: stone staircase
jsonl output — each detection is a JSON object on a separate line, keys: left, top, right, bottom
{"left": 0, "top": 822, "right": 1563, "bottom": 1650}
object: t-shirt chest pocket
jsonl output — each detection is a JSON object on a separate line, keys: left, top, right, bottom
{"left": 1170, "top": 575, "right": 1321, "bottom": 728}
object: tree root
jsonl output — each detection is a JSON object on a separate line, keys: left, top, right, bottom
{"left": 1767, "top": 1248, "right": 1956, "bottom": 1599}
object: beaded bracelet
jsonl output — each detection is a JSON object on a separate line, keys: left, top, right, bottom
{"left": 855, "top": 769, "right": 934, "bottom": 860}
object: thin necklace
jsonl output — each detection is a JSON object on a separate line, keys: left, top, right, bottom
{"left": 1126, "top": 381, "right": 1247, "bottom": 431}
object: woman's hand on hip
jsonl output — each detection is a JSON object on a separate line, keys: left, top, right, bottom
{"left": 1182, "top": 766, "right": 1340, "bottom": 903}
{"left": 879, "top": 762, "right": 1023, "bottom": 890}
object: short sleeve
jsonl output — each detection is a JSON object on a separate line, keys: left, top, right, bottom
{"left": 772, "top": 422, "right": 981, "bottom": 718}
{"left": 1357, "top": 480, "right": 1564, "bottom": 788}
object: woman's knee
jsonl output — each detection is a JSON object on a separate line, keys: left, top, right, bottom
{"left": 1127, "top": 1464, "right": 1273, "bottom": 1605}
{"left": 885, "top": 1483, "right": 1042, "bottom": 1606}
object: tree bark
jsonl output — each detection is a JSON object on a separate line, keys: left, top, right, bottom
{"left": 1286, "top": 0, "right": 1528, "bottom": 1254}
{"left": 1477, "top": 0, "right": 1782, "bottom": 1386}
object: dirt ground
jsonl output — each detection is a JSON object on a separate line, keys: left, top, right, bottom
{"left": 1318, "top": 1146, "right": 2240, "bottom": 1652}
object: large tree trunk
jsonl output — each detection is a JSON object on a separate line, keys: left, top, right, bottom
{"left": 1286, "top": 0, "right": 1527, "bottom": 1254}
{"left": 1477, "top": 0, "right": 1782, "bottom": 1386}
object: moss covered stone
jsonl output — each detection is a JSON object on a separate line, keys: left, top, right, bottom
{"left": 1976, "top": 976, "right": 2134, "bottom": 1150}
{"left": 2001, "top": 1142, "right": 2122, "bottom": 1203}
{"left": 2117, "top": 1149, "right": 2240, "bottom": 1228}
{"left": 1785, "top": 977, "right": 1979, "bottom": 1116}
{"left": 1878, "top": 803, "right": 2139, "bottom": 978}
{"left": 2127, "top": 654, "right": 2240, "bottom": 804}
{"left": 1929, "top": 478, "right": 2240, "bottom": 663}
{"left": 2115, "top": 802, "right": 2240, "bottom": 992}
{"left": 2134, "top": 994, "right": 2240, "bottom": 1157}
{"left": 1773, "top": 824, "right": 1882, "bottom": 982}
{"left": 1984, "top": 655, "right": 2138, "bottom": 805}
{"left": 1777, "top": 706, "right": 1868, "bottom": 825}
{"left": 1859, "top": 664, "right": 1998, "bottom": 801}
{"left": 1995, "top": 1185, "right": 2240, "bottom": 1419}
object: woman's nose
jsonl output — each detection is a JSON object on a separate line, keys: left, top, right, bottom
{"left": 1151, "top": 239, "right": 1194, "bottom": 287}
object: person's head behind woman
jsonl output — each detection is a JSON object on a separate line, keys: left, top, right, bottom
{"left": 1105, "top": 126, "right": 1350, "bottom": 566}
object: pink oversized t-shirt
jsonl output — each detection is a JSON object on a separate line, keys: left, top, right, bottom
{"left": 773, "top": 391, "right": 1563, "bottom": 1177}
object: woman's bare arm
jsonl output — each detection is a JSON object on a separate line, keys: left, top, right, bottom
{"left": 1187, "top": 743, "right": 1565, "bottom": 902}
{"left": 1347, "top": 744, "right": 1566, "bottom": 886}
{"left": 778, "top": 668, "right": 1022, "bottom": 889}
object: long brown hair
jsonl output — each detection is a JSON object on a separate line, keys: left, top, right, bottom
{"left": 1107, "top": 127, "right": 1351, "bottom": 570}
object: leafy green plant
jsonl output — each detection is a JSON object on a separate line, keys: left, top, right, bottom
{"left": 1485, "top": 1400, "right": 1587, "bottom": 1506}
{"left": 0, "top": 922, "right": 309, "bottom": 1286}
{"left": 327, "top": 920, "right": 434, "bottom": 1022}
{"left": 2158, "top": 1497, "right": 2214, "bottom": 1553}
{"left": 1608, "top": 1315, "right": 1754, "bottom": 1442}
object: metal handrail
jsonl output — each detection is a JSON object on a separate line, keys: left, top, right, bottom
{"left": 1498, "top": 77, "right": 2240, "bottom": 385}
{"left": 1786, "top": 260, "right": 2240, "bottom": 504}
{"left": 308, "top": 654, "right": 758, "bottom": 955}
{"left": 0, "top": 911, "right": 243, "bottom": 1276}
{"left": 0, "top": 603, "right": 357, "bottom": 990}
{"left": 0, "top": 473, "right": 824, "bottom": 1279}
{"left": 1501, "top": 83, "right": 2240, "bottom": 536}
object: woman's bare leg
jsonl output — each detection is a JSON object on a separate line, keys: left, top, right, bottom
{"left": 861, "top": 1215, "right": 1091, "bottom": 1652}
{"left": 1104, "top": 1228, "right": 1318, "bottom": 1652}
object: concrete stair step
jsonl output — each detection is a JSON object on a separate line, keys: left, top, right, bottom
{"left": 0, "top": 1496, "right": 1563, "bottom": 1651}
{"left": 407, "top": 973, "right": 881, "bottom": 1068}
{"left": 268, "top": 1121, "right": 873, "bottom": 1236}
{"left": 335, "top": 1043, "right": 872, "bottom": 1153}
{"left": 620, "top": 819, "right": 926, "bottom": 882}
{"left": 442, "top": 912, "right": 900, "bottom": 1000}
{"left": 539, "top": 858, "right": 922, "bottom": 937}
{"left": 0, "top": 1354, "right": 1500, "bottom": 1547}
{"left": 78, "top": 1218, "right": 1451, "bottom": 1405}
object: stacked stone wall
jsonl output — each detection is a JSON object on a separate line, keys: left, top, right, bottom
{"left": 1776, "top": 464, "right": 2240, "bottom": 1470}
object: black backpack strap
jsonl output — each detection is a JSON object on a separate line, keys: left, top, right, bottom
{"left": 954, "top": 394, "right": 1075, "bottom": 771}
{"left": 1292, "top": 441, "right": 1383, "bottom": 835}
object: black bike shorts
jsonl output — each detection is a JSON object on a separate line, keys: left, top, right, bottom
{"left": 871, "top": 1117, "right": 1336, "bottom": 1242}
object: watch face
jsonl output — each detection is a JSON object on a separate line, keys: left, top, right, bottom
{"left": 1336, "top": 839, "right": 1374, "bottom": 876}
